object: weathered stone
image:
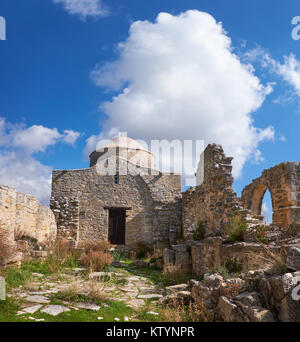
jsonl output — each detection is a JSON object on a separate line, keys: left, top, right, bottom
{"left": 286, "top": 247, "right": 300, "bottom": 271}
{"left": 0, "top": 185, "right": 56, "bottom": 244}
{"left": 30, "top": 250, "right": 48, "bottom": 258}
{"left": 0, "top": 277, "right": 5, "bottom": 300}
{"left": 245, "top": 306, "right": 275, "bottom": 322}
{"left": 89, "top": 272, "right": 108, "bottom": 281}
{"left": 234, "top": 292, "right": 260, "bottom": 307}
{"left": 22, "top": 305, "right": 43, "bottom": 314}
{"left": 203, "top": 274, "right": 224, "bottom": 288}
{"left": 241, "top": 162, "right": 300, "bottom": 229}
{"left": 217, "top": 296, "right": 238, "bottom": 322}
{"left": 165, "top": 283, "right": 189, "bottom": 295}
{"left": 25, "top": 295, "right": 50, "bottom": 304}
{"left": 138, "top": 294, "right": 163, "bottom": 300}
{"left": 51, "top": 137, "right": 182, "bottom": 246}
{"left": 3, "top": 252, "right": 23, "bottom": 267}
{"left": 74, "top": 303, "right": 100, "bottom": 311}
{"left": 278, "top": 273, "right": 300, "bottom": 322}
{"left": 41, "top": 305, "right": 70, "bottom": 316}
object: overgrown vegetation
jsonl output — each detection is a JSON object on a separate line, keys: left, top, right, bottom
{"left": 193, "top": 222, "right": 206, "bottom": 241}
{"left": 1, "top": 265, "right": 33, "bottom": 288}
{"left": 225, "top": 215, "right": 248, "bottom": 242}
{"left": 286, "top": 222, "right": 300, "bottom": 237}
{"left": 132, "top": 241, "right": 153, "bottom": 259}
{"left": 79, "top": 240, "right": 113, "bottom": 272}
{"left": 247, "top": 245, "right": 287, "bottom": 275}
{"left": 225, "top": 257, "right": 243, "bottom": 274}
{"left": 159, "top": 297, "right": 209, "bottom": 322}
{"left": 256, "top": 225, "right": 268, "bottom": 244}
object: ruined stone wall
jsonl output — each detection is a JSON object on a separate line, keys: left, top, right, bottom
{"left": 183, "top": 144, "right": 248, "bottom": 237}
{"left": 0, "top": 185, "right": 57, "bottom": 243}
{"left": 51, "top": 163, "right": 182, "bottom": 246}
{"left": 241, "top": 162, "right": 300, "bottom": 228}
{"left": 182, "top": 188, "right": 196, "bottom": 240}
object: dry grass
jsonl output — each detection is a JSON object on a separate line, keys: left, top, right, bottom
{"left": 56, "top": 280, "right": 108, "bottom": 303}
{"left": 160, "top": 297, "right": 211, "bottom": 322}
{"left": 78, "top": 240, "right": 113, "bottom": 272}
{"left": 80, "top": 250, "right": 113, "bottom": 273}
{"left": 78, "top": 240, "right": 110, "bottom": 253}
{"left": 0, "top": 229, "right": 15, "bottom": 267}
{"left": 246, "top": 244, "right": 287, "bottom": 275}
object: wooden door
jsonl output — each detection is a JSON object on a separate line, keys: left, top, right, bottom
{"left": 108, "top": 209, "right": 126, "bottom": 245}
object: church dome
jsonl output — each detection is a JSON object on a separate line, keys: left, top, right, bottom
{"left": 99, "top": 136, "right": 149, "bottom": 152}
{"left": 89, "top": 135, "right": 155, "bottom": 170}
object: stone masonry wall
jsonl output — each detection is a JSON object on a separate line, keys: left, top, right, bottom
{"left": 0, "top": 185, "right": 57, "bottom": 243}
{"left": 51, "top": 163, "right": 182, "bottom": 247}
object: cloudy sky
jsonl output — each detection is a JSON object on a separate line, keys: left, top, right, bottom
{"left": 0, "top": 1, "right": 300, "bottom": 221}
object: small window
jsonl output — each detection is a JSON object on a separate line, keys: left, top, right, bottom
{"left": 114, "top": 174, "right": 119, "bottom": 184}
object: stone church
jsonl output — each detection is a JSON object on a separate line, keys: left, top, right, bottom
{"left": 50, "top": 136, "right": 182, "bottom": 247}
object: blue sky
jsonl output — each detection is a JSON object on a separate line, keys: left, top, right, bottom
{"left": 0, "top": 1, "right": 300, "bottom": 221}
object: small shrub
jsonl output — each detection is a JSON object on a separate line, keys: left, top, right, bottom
{"left": 111, "top": 250, "right": 123, "bottom": 261}
{"left": 256, "top": 225, "right": 268, "bottom": 244}
{"left": 80, "top": 250, "right": 113, "bottom": 272}
{"left": 129, "top": 250, "right": 137, "bottom": 260}
{"left": 133, "top": 241, "right": 153, "bottom": 259}
{"left": 225, "top": 215, "right": 248, "bottom": 242}
{"left": 79, "top": 240, "right": 110, "bottom": 254}
{"left": 193, "top": 222, "right": 206, "bottom": 241}
{"left": 225, "top": 257, "right": 243, "bottom": 274}
{"left": 286, "top": 222, "right": 300, "bottom": 237}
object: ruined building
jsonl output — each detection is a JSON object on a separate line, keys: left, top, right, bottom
{"left": 50, "top": 136, "right": 182, "bottom": 247}
{"left": 50, "top": 136, "right": 300, "bottom": 248}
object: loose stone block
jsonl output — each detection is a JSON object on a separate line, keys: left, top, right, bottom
{"left": 0, "top": 277, "right": 5, "bottom": 301}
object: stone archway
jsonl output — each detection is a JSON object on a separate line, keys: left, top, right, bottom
{"left": 246, "top": 183, "right": 274, "bottom": 219}
{"left": 241, "top": 162, "right": 300, "bottom": 229}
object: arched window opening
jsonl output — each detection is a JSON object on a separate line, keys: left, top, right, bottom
{"left": 261, "top": 189, "right": 273, "bottom": 223}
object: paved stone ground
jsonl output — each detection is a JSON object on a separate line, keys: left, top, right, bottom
{"left": 10, "top": 265, "right": 165, "bottom": 319}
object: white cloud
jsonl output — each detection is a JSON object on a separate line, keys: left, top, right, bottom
{"left": 276, "top": 54, "right": 300, "bottom": 99}
{"left": 53, "top": 0, "right": 109, "bottom": 20}
{"left": 62, "top": 129, "right": 81, "bottom": 146}
{"left": 11, "top": 125, "right": 62, "bottom": 153}
{"left": 244, "top": 48, "right": 300, "bottom": 106}
{"left": 279, "top": 135, "right": 287, "bottom": 142}
{"left": 0, "top": 151, "right": 52, "bottom": 205}
{"left": 89, "top": 10, "right": 274, "bottom": 180}
{"left": 262, "top": 202, "right": 269, "bottom": 222}
{"left": 0, "top": 118, "right": 81, "bottom": 205}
